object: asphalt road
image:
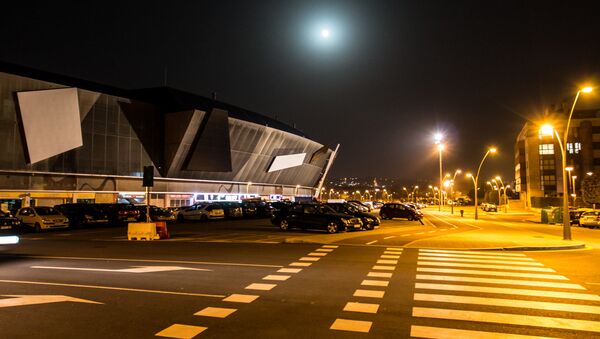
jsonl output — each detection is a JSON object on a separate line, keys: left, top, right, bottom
{"left": 1, "top": 210, "right": 600, "bottom": 338}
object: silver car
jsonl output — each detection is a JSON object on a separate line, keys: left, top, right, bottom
{"left": 178, "top": 203, "right": 225, "bottom": 221}
{"left": 579, "top": 211, "right": 600, "bottom": 228}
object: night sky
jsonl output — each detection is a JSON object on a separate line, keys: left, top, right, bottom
{"left": 2, "top": 1, "right": 600, "bottom": 185}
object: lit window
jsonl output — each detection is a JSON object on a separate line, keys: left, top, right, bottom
{"left": 539, "top": 144, "right": 554, "bottom": 155}
{"left": 567, "top": 142, "right": 581, "bottom": 154}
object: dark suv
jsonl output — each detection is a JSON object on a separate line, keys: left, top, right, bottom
{"left": 326, "top": 202, "right": 379, "bottom": 230}
{"left": 271, "top": 203, "right": 362, "bottom": 233}
{"left": 55, "top": 203, "right": 109, "bottom": 228}
{"left": 95, "top": 204, "right": 141, "bottom": 226}
{"left": 379, "top": 203, "right": 423, "bottom": 222}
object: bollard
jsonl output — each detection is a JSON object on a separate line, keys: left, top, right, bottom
{"left": 460, "top": 210, "right": 464, "bottom": 217}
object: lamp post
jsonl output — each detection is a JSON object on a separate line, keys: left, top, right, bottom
{"left": 495, "top": 176, "right": 508, "bottom": 213}
{"left": 572, "top": 175, "right": 577, "bottom": 207}
{"left": 403, "top": 187, "right": 408, "bottom": 201}
{"left": 412, "top": 186, "right": 419, "bottom": 203}
{"left": 474, "top": 148, "right": 497, "bottom": 220}
{"left": 466, "top": 173, "right": 476, "bottom": 214}
{"left": 565, "top": 166, "right": 574, "bottom": 202}
{"left": 450, "top": 169, "right": 462, "bottom": 214}
{"left": 437, "top": 143, "right": 445, "bottom": 211}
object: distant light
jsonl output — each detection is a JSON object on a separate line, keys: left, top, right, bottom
{"left": 582, "top": 86, "right": 593, "bottom": 93}
{"left": 587, "top": 172, "right": 593, "bottom": 176}
{"left": 433, "top": 133, "right": 443, "bottom": 144}
{"left": 321, "top": 28, "right": 330, "bottom": 38}
{"left": 437, "top": 144, "right": 445, "bottom": 151}
{"left": 495, "top": 176, "right": 501, "bottom": 180}
{"left": 489, "top": 147, "right": 497, "bottom": 153}
{"left": 565, "top": 166, "right": 574, "bottom": 172}
{"left": 0, "top": 236, "right": 19, "bottom": 245}
{"left": 539, "top": 124, "right": 554, "bottom": 138}
{"left": 466, "top": 173, "right": 473, "bottom": 178}
{"left": 456, "top": 169, "right": 462, "bottom": 174}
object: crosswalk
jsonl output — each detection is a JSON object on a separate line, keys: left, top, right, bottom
{"left": 411, "top": 248, "right": 600, "bottom": 338}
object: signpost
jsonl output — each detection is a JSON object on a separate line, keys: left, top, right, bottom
{"left": 143, "top": 166, "right": 154, "bottom": 222}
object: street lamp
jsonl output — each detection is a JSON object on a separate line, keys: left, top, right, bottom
{"left": 474, "top": 147, "right": 497, "bottom": 220}
{"left": 466, "top": 173, "right": 476, "bottom": 210}
{"left": 403, "top": 187, "right": 408, "bottom": 201}
{"left": 449, "top": 169, "right": 462, "bottom": 214}
{"left": 437, "top": 143, "right": 445, "bottom": 211}
{"left": 565, "top": 166, "right": 574, "bottom": 198}
{"left": 412, "top": 185, "right": 419, "bottom": 203}
{"left": 495, "top": 176, "right": 508, "bottom": 213}
{"left": 572, "top": 175, "right": 577, "bottom": 206}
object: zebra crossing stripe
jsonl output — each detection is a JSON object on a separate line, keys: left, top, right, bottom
{"left": 413, "top": 307, "right": 600, "bottom": 333}
{"left": 419, "top": 249, "right": 526, "bottom": 257}
{"left": 415, "top": 274, "right": 586, "bottom": 290}
{"left": 414, "top": 293, "right": 600, "bottom": 314}
{"left": 417, "top": 256, "right": 544, "bottom": 266}
{"left": 415, "top": 283, "right": 600, "bottom": 301}
{"left": 410, "top": 325, "right": 558, "bottom": 339}
{"left": 416, "top": 267, "right": 568, "bottom": 280}
{"left": 418, "top": 252, "right": 535, "bottom": 261}
{"left": 417, "top": 261, "right": 555, "bottom": 272}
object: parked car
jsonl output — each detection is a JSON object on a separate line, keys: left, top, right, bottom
{"left": 482, "top": 203, "right": 498, "bottom": 212}
{"left": 16, "top": 206, "right": 69, "bottom": 232}
{"left": 326, "top": 202, "right": 379, "bottom": 230}
{"left": 216, "top": 202, "right": 243, "bottom": 218}
{"left": 95, "top": 203, "right": 141, "bottom": 226}
{"left": 240, "top": 201, "right": 258, "bottom": 218}
{"left": 54, "top": 203, "right": 109, "bottom": 228}
{"left": 379, "top": 203, "right": 423, "bottom": 221}
{"left": 271, "top": 203, "right": 362, "bottom": 233}
{"left": 0, "top": 211, "right": 21, "bottom": 233}
{"left": 349, "top": 200, "right": 372, "bottom": 212}
{"left": 178, "top": 203, "right": 225, "bottom": 221}
{"left": 347, "top": 201, "right": 370, "bottom": 213}
{"left": 135, "top": 205, "right": 176, "bottom": 222}
{"left": 579, "top": 211, "right": 600, "bottom": 228}
{"left": 372, "top": 201, "right": 384, "bottom": 209}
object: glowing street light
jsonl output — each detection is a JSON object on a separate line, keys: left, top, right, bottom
{"left": 474, "top": 147, "right": 497, "bottom": 220}
{"left": 321, "top": 28, "right": 331, "bottom": 38}
{"left": 450, "top": 169, "right": 462, "bottom": 214}
{"left": 495, "top": 176, "right": 508, "bottom": 213}
{"left": 435, "top": 137, "right": 446, "bottom": 211}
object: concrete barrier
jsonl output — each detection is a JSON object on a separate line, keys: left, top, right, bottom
{"left": 127, "top": 222, "right": 159, "bottom": 240}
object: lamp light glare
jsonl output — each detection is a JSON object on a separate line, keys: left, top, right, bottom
{"left": 582, "top": 86, "right": 593, "bottom": 93}
{"left": 321, "top": 29, "right": 330, "bottom": 38}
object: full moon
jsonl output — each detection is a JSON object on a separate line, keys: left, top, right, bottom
{"left": 320, "top": 28, "right": 330, "bottom": 38}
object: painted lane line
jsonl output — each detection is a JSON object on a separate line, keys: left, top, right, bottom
{"left": 278, "top": 268, "right": 302, "bottom": 274}
{"left": 31, "top": 265, "right": 211, "bottom": 274}
{"left": 414, "top": 293, "right": 600, "bottom": 314}
{"left": 417, "top": 261, "right": 555, "bottom": 272}
{"left": 330, "top": 318, "right": 372, "bottom": 333}
{"left": 0, "top": 295, "right": 101, "bottom": 308}
{"left": 417, "top": 256, "right": 544, "bottom": 266}
{"left": 289, "top": 262, "right": 312, "bottom": 267}
{"left": 368, "top": 272, "right": 392, "bottom": 278}
{"left": 415, "top": 283, "right": 600, "bottom": 301}
{"left": 316, "top": 249, "right": 333, "bottom": 252}
{"left": 376, "top": 259, "right": 398, "bottom": 265}
{"left": 383, "top": 236, "right": 396, "bottom": 240}
{"left": 308, "top": 252, "right": 328, "bottom": 257}
{"left": 419, "top": 249, "right": 526, "bottom": 257}
{"left": 299, "top": 257, "right": 320, "bottom": 262}
{"left": 322, "top": 245, "right": 339, "bottom": 248}
{"left": 418, "top": 252, "right": 535, "bottom": 261}
{"left": 263, "top": 275, "right": 291, "bottom": 281}
{"left": 400, "top": 234, "right": 410, "bottom": 237}
{"left": 415, "top": 232, "right": 425, "bottom": 235}
{"left": 384, "top": 251, "right": 402, "bottom": 255}
{"left": 0, "top": 279, "right": 224, "bottom": 298}
{"left": 416, "top": 267, "right": 569, "bottom": 280}
{"left": 223, "top": 294, "right": 259, "bottom": 303}
{"left": 245, "top": 283, "right": 277, "bottom": 291}
{"left": 427, "top": 230, "right": 436, "bottom": 233}
{"left": 28, "top": 255, "right": 283, "bottom": 268}
{"left": 194, "top": 307, "right": 237, "bottom": 318}
{"left": 387, "top": 247, "right": 402, "bottom": 250}
{"left": 413, "top": 307, "right": 600, "bottom": 333}
{"left": 380, "top": 255, "right": 400, "bottom": 259}
{"left": 410, "top": 325, "right": 558, "bottom": 339}
{"left": 343, "top": 302, "right": 379, "bottom": 314}
{"left": 372, "top": 265, "right": 396, "bottom": 271}
{"left": 366, "top": 240, "right": 378, "bottom": 245}
{"left": 353, "top": 289, "right": 385, "bottom": 298}
{"left": 361, "top": 279, "right": 389, "bottom": 287}
{"left": 416, "top": 274, "right": 585, "bottom": 290}
{"left": 155, "top": 324, "right": 207, "bottom": 339}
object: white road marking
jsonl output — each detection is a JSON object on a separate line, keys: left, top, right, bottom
{"left": 377, "top": 259, "right": 398, "bottom": 265}
{"left": 353, "top": 289, "right": 385, "bottom": 298}
{"left": 245, "top": 283, "right": 276, "bottom": 291}
{"left": 31, "top": 265, "right": 211, "bottom": 274}
{"left": 419, "top": 249, "right": 526, "bottom": 257}
{"left": 343, "top": 301, "right": 379, "bottom": 314}
{"left": 368, "top": 272, "right": 392, "bottom": 278}
{"left": 372, "top": 265, "right": 396, "bottom": 271}
{"left": 415, "top": 283, "right": 600, "bottom": 301}
{"left": 0, "top": 295, "right": 101, "bottom": 308}
{"left": 427, "top": 230, "right": 436, "bottom": 233}
{"left": 414, "top": 293, "right": 600, "bottom": 314}
{"left": 416, "top": 274, "right": 585, "bottom": 290}
{"left": 418, "top": 261, "right": 555, "bottom": 272}
{"left": 417, "top": 256, "right": 544, "bottom": 266}
{"left": 410, "top": 325, "right": 558, "bottom": 339}
{"left": 384, "top": 251, "right": 402, "bottom": 255}
{"left": 315, "top": 249, "right": 333, "bottom": 252}
{"left": 322, "top": 245, "right": 339, "bottom": 248}
{"left": 0, "top": 279, "right": 224, "bottom": 298}
{"left": 400, "top": 234, "right": 410, "bottom": 237}
{"left": 156, "top": 324, "right": 207, "bottom": 338}
{"left": 361, "top": 279, "right": 389, "bottom": 287}
{"left": 366, "top": 240, "right": 378, "bottom": 245}
{"left": 383, "top": 236, "right": 396, "bottom": 239}
{"left": 415, "top": 232, "right": 425, "bottom": 235}
{"left": 223, "top": 294, "right": 258, "bottom": 303}
{"left": 380, "top": 254, "right": 400, "bottom": 259}
{"left": 416, "top": 267, "right": 569, "bottom": 280}
{"left": 387, "top": 247, "right": 402, "bottom": 251}
{"left": 330, "top": 318, "right": 372, "bottom": 333}
{"left": 289, "top": 262, "right": 312, "bottom": 267}
{"left": 263, "top": 275, "right": 291, "bottom": 281}
{"left": 418, "top": 252, "right": 535, "bottom": 261}
{"left": 278, "top": 268, "right": 302, "bottom": 273}
{"left": 413, "top": 307, "right": 600, "bottom": 333}
{"left": 194, "top": 307, "right": 237, "bottom": 318}
{"left": 299, "top": 257, "right": 320, "bottom": 262}
{"left": 308, "top": 252, "right": 327, "bottom": 256}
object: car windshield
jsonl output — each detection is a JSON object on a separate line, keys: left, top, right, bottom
{"left": 318, "top": 205, "right": 337, "bottom": 214}
{"left": 344, "top": 204, "right": 359, "bottom": 213}
{"left": 35, "top": 207, "right": 60, "bottom": 215}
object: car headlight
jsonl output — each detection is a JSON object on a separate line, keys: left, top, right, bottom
{"left": 341, "top": 218, "right": 350, "bottom": 225}
{"left": 42, "top": 219, "right": 50, "bottom": 223}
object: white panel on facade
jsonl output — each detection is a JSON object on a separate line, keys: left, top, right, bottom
{"left": 17, "top": 87, "right": 83, "bottom": 164}
{"left": 268, "top": 153, "right": 306, "bottom": 172}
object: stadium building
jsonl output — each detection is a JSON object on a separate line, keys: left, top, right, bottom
{"left": 0, "top": 62, "right": 337, "bottom": 211}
